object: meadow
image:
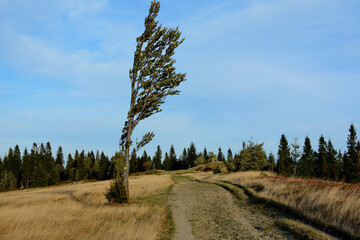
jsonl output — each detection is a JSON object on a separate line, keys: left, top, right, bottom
{"left": 0, "top": 174, "right": 173, "bottom": 240}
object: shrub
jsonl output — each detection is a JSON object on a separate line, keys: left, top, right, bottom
{"left": 213, "top": 164, "right": 222, "bottom": 174}
{"left": 105, "top": 175, "right": 128, "bottom": 204}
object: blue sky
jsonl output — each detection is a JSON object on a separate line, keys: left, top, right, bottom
{"left": 0, "top": 0, "right": 359, "bottom": 159}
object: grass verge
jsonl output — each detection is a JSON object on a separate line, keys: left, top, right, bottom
{"left": 276, "top": 219, "right": 336, "bottom": 240}
{"left": 220, "top": 180, "right": 358, "bottom": 240}
{"left": 137, "top": 183, "right": 175, "bottom": 240}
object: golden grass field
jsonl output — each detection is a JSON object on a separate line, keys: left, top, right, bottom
{"left": 204, "top": 171, "right": 360, "bottom": 238}
{"left": 0, "top": 174, "right": 173, "bottom": 240}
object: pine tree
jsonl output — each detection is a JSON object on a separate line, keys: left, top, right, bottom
{"left": 45, "top": 142, "right": 59, "bottom": 185}
{"left": 78, "top": 150, "right": 87, "bottom": 180}
{"left": 169, "top": 145, "right": 177, "bottom": 170}
{"left": 217, "top": 147, "right": 225, "bottom": 162}
{"left": 12, "top": 145, "right": 22, "bottom": 187}
{"left": 275, "top": 134, "right": 292, "bottom": 176}
{"left": 297, "top": 137, "right": 315, "bottom": 178}
{"left": 187, "top": 142, "right": 197, "bottom": 168}
{"left": 32, "top": 163, "right": 47, "bottom": 187}
{"left": 343, "top": 124, "right": 359, "bottom": 182}
{"left": 179, "top": 148, "right": 187, "bottom": 169}
{"left": 268, "top": 153, "right": 275, "bottom": 172}
{"left": 99, "top": 152, "right": 110, "bottom": 180}
{"left": 203, "top": 148, "right": 209, "bottom": 163}
{"left": 66, "top": 154, "right": 75, "bottom": 181}
{"left": 163, "top": 152, "right": 171, "bottom": 170}
{"left": 326, "top": 140, "right": 338, "bottom": 181}
{"left": 129, "top": 150, "right": 138, "bottom": 173}
{"left": 227, "top": 148, "right": 233, "bottom": 163}
{"left": 153, "top": 145, "right": 162, "bottom": 169}
{"left": 21, "top": 148, "right": 32, "bottom": 188}
{"left": 55, "top": 146, "right": 65, "bottom": 181}
{"left": 316, "top": 135, "right": 328, "bottom": 179}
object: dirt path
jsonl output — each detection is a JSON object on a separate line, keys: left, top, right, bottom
{"left": 169, "top": 176, "right": 295, "bottom": 240}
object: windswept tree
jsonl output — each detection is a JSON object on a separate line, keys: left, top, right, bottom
{"left": 116, "top": 0, "right": 186, "bottom": 203}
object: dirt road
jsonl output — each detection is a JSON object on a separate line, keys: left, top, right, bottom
{"left": 169, "top": 176, "right": 295, "bottom": 240}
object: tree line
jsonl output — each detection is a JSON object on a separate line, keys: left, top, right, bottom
{"left": 0, "top": 142, "right": 121, "bottom": 191}
{"left": 274, "top": 123, "right": 360, "bottom": 183}
{"left": 1, "top": 123, "right": 359, "bottom": 191}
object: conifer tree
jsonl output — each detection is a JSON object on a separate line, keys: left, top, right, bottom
{"left": 326, "top": 139, "right": 339, "bottom": 181}
{"left": 169, "top": 145, "right": 177, "bottom": 170}
{"left": 153, "top": 145, "right": 162, "bottom": 169}
{"left": 179, "top": 148, "right": 187, "bottom": 169}
{"left": 22, "top": 148, "right": 32, "bottom": 188}
{"left": 45, "top": 142, "right": 58, "bottom": 185}
{"left": 119, "top": 0, "right": 186, "bottom": 202}
{"left": 33, "top": 163, "right": 47, "bottom": 187}
{"left": 217, "top": 147, "right": 225, "bottom": 162}
{"left": 316, "top": 135, "right": 328, "bottom": 179}
{"left": 267, "top": 153, "right": 275, "bottom": 172}
{"left": 78, "top": 150, "right": 87, "bottom": 180}
{"left": 187, "top": 142, "right": 197, "bottom": 168}
{"left": 12, "top": 145, "right": 22, "bottom": 187}
{"left": 139, "top": 151, "right": 150, "bottom": 172}
{"left": 55, "top": 146, "right": 65, "bottom": 181}
{"left": 275, "top": 134, "right": 292, "bottom": 175}
{"left": 66, "top": 154, "right": 75, "bottom": 181}
{"left": 343, "top": 124, "right": 359, "bottom": 182}
{"left": 4, "top": 147, "right": 13, "bottom": 177}
{"left": 163, "top": 152, "right": 171, "bottom": 170}
{"left": 129, "top": 149, "right": 138, "bottom": 173}
{"left": 297, "top": 137, "right": 315, "bottom": 178}
{"left": 227, "top": 148, "right": 233, "bottom": 163}
{"left": 99, "top": 152, "right": 110, "bottom": 180}
{"left": 203, "top": 148, "right": 209, "bottom": 163}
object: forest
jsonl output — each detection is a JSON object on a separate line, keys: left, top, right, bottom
{"left": 0, "top": 123, "right": 359, "bottom": 192}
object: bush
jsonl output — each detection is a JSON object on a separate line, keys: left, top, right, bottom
{"left": 213, "top": 164, "right": 222, "bottom": 174}
{"left": 105, "top": 175, "right": 128, "bottom": 204}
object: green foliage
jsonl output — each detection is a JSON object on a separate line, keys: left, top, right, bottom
{"left": 105, "top": 175, "right": 128, "bottom": 204}
{"left": 316, "top": 135, "right": 329, "bottom": 179}
{"left": 275, "top": 134, "right": 293, "bottom": 176}
{"left": 0, "top": 171, "right": 17, "bottom": 191}
{"left": 163, "top": 152, "right": 171, "bottom": 171}
{"left": 217, "top": 147, "right": 225, "bottom": 162}
{"left": 213, "top": 164, "right": 222, "bottom": 174}
{"left": 235, "top": 140, "right": 267, "bottom": 171}
{"left": 297, "top": 137, "right": 316, "bottom": 178}
{"left": 143, "top": 161, "right": 152, "bottom": 171}
{"left": 169, "top": 145, "right": 177, "bottom": 170}
{"left": 153, "top": 145, "right": 162, "bottom": 169}
{"left": 187, "top": 142, "right": 197, "bottom": 167}
{"left": 267, "top": 153, "right": 275, "bottom": 172}
{"left": 119, "top": 0, "right": 186, "bottom": 202}
{"left": 129, "top": 150, "right": 138, "bottom": 173}
{"left": 195, "top": 155, "right": 205, "bottom": 166}
{"left": 343, "top": 124, "right": 359, "bottom": 182}
{"left": 203, "top": 148, "right": 209, "bottom": 163}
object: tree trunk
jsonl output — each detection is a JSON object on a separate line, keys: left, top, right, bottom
{"left": 123, "top": 142, "right": 130, "bottom": 201}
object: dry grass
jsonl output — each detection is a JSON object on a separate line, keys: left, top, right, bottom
{"left": 0, "top": 174, "right": 173, "bottom": 240}
{"left": 204, "top": 171, "right": 360, "bottom": 238}
{"left": 276, "top": 219, "right": 336, "bottom": 240}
